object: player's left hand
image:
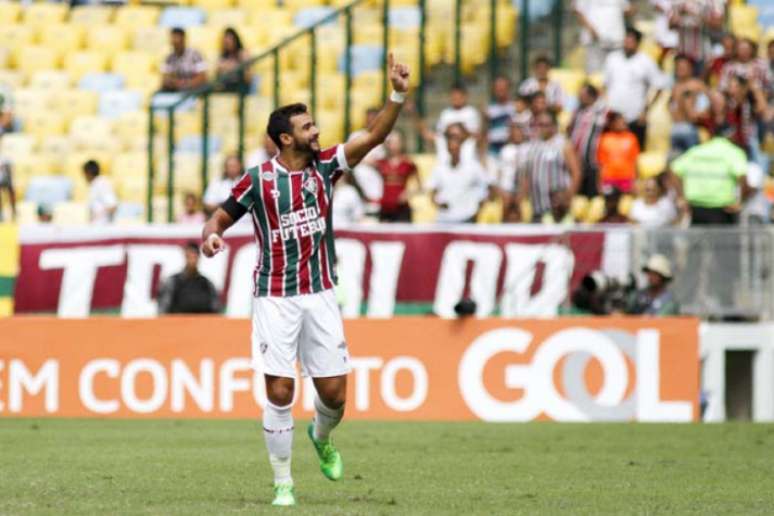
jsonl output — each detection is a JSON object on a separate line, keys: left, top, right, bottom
{"left": 388, "top": 52, "right": 410, "bottom": 94}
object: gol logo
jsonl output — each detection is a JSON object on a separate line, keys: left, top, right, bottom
{"left": 457, "top": 327, "right": 694, "bottom": 422}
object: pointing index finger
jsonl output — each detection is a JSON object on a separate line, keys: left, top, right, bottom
{"left": 387, "top": 52, "right": 394, "bottom": 70}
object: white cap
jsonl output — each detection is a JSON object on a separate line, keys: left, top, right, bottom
{"left": 642, "top": 254, "right": 672, "bottom": 280}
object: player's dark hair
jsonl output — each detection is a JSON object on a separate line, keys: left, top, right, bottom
{"left": 450, "top": 82, "right": 467, "bottom": 94}
{"left": 581, "top": 82, "right": 599, "bottom": 100}
{"left": 626, "top": 27, "right": 643, "bottom": 43}
{"left": 82, "top": 160, "right": 100, "bottom": 177}
{"left": 533, "top": 55, "right": 552, "bottom": 68}
{"left": 267, "top": 103, "right": 309, "bottom": 149}
{"left": 185, "top": 241, "right": 199, "bottom": 254}
{"left": 171, "top": 27, "right": 185, "bottom": 37}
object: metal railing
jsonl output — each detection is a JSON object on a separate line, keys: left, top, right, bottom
{"left": 146, "top": 0, "right": 566, "bottom": 222}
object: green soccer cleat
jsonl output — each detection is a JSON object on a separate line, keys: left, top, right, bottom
{"left": 271, "top": 482, "right": 295, "bottom": 506}
{"left": 307, "top": 424, "right": 343, "bottom": 481}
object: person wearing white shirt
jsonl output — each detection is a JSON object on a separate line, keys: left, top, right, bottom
{"left": 331, "top": 173, "right": 365, "bottom": 226}
{"left": 426, "top": 123, "right": 491, "bottom": 224}
{"left": 604, "top": 27, "right": 667, "bottom": 149}
{"left": 83, "top": 160, "right": 117, "bottom": 224}
{"left": 203, "top": 155, "right": 243, "bottom": 215}
{"left": 245, "top": 134, "right": 278, "bottom": 169}
{"left": 498, "top": 123, "right": 532, "bottom": 221}
{"left": 629, "top": 177, "right": 678, "bottom": 227}
{"left": 573, "top": 0, "right": 633, "bottom": 73}
{"left": 419, "top": 84, "right": 481, "bottom": 165}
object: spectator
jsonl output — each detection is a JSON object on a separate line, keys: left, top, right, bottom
{"left": 427, "top": 123, "right": 491, "bottom": 223}
{"left": 36, "top": 204, "right": 52, "bottom": 224}
{"left": 671, "top": 127, "right": 749, "bottom": 225}
{"left": 485, "top": 76, "right": 516, "bottom": 156}
{"left": 599, "top": 187, "right": 629, "bottom": 224}
{"left": 245, "top": 133, "right": 278, "bottom": 169}
{"left": 573, "top": 0, "right": 633, "bottom": 74}
{"left": 0, "top": 80, "right": 13, "bottom": 134}
{"left": 417, "top": 84, "right": 481, "bottom": 165}
{"left": 160, "top": 27, "right": 208, "bottom": 92}
{"left": 374, "top": 131, "right": 418, "bottom": 222}
{"left": 513, "top": 93, "right": 532, "bottom": 128}
{"left": 568, "top": 82, "right": 609, "bottom": 197}
{"left": 331, "top": 173, "right": 365, "bottom": 226}
{"left": 719, "top": 38, "right": 772, "bottom": 96}
{"left": 719, "top": 75, "right": 768, "bottom": 161}
{"left": 706, "top": 33, "right": 736, "bottom": 87}
{"left": 0, "top": 154, "right": 15, "bottom": 222}
{"left": 769, "top": 40, "right": 774, "bottom": 80}
{"left": 83, "top": 160, "right": 117, "bottom": 224}
{"left": 629, "top": 176, "right": 678, "bottom": 227}
{"left": 597, "top": 111, "right": 640, "bottom": 194}
{"left": 651, "top": 0, "right": 679, "bottom": 68}
{"left": 177, "top": 192, "right": 205, "bottom": 224}
{"left": 518, "top": 55, "right": 563, "bottom": 113}
{"left": 157, "top": 242, "right": 220, "bottom": 314}
{"left": 203, "top": 155, "right": 243, "bottom": 215}
{"left": 670, "top": 54, "right": 711, "bottom": 157}
{"left": 668, "top": 0, "right": 724, "bottom": 73}
{"left": 349, "top": 107, "right": 386, "bottom": 204}
{"left": 499, "top": 123, "right": 531, "bottom": 222}
{"left": 216, "top": 27, "right": 251, "bottom": 93}
{"left": 520, "top": 112, "right": 582, "bottom": 223}
{"left": 626, "top": 254, "right": 679, "bottom": 316}
{"left": 604, "top": 27, "right": 667, "bottom": 149}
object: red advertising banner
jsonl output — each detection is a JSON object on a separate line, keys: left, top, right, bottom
{"left": 14, "top": 225, "right": 609, "bottom": 318}
{"left": 0, "top": 317, "right": 699, "bottom": 422}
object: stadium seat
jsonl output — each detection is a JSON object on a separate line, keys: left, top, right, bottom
{"left": 39, "top": 136, "right": 73, "bottom": 165}
{"left": 29, "top": 70, "right": 72, "bottom": 91}
{"left": 65, "top": 51, "right": 109, "bottom": 82}
{"left": 549, "top": 68, "right": 587, "bottom": 97}
{"left": 11, "top": 154, "right": 55, "bottom": 179}
{"left": 158, "top": 7, "right": 206, "bottom": 29}
{"left": 113, "top": 111, "right": 150, "bottom": 151}
{"left": 177, "top": 135, "right": 223, "bottom": 155}
{"left": 389, "top": 6, "right": 421, "bottom": 28}
{"left": 0, "top": 25, "right": 35, "bottom": 63}
{"left": 115, "top": 202, "right": 145, "bottom": 224}
{"left": 0, "top": 1, "right": 21, "bottom": 24}
{"left": 13, "top": 89, "right": 57, "bottom": 119}
{"left": 70, "top": 5, "right": 114, "bottom": 26}
{"left": 207, "top": 9, "right": 245, "bottom": 28}
{"left": 53, "top": 90, "right": 99, "bottom": 124}
{"left": 100, "top": 90, "right": 143, "bottom": 119}
{"left": 411, "top": 153, "right": 436, "bottom": 183}
{"left": 87, "top": 26, "right": 129, "bottom": 54}
{"left": 638, "top": 151, "right": 668, "bottom": 179}
{"left": 294, "top": 7, "right": 336, "bottom": 29}
{"left": 14, "top": 201, "right": 38, "bottom": 225}
{"left": 112, "top": 51, "right": 158, "bottom": 88}
{"left": 188, "top": 25, "right": 221, "bottom": 56}
{"left": 38, "top": 24, "right": 86, "bottom": 55}
{"left": 79, "top": 73, "right": 125, "bottom": 93}
{"left": 23, "top": 111, "right": 67, "bottom": 140}
{"left": 197, "top": 0, "right": 236, "bottom": 9}
{"left": 16, "top": 46, "right": 62, "bottom": 81}
{"left": 22, "top": 3, "right": 68, "bottom": 28}
{"left": 70, "top": 116, "right": 114, "bottom": 144}
{"left": 339, "top": 45, "right": 384, "bottom": 77}
{"left": 114, "top": 5, "right": 160, "bottom": 29}
{"left": 0, "top": 133, "right": 36, "bottom": 160}
{"left": 237, "top": 0, "right": 279, "bottom": 9}
{"left": 52, "top": 201, "right": 90, "bottom": 225}
{"left": 24, "top": 175, "right": 72, "bottom": 205}
{"left": 0, "top": 70, "right": 23, "bottom": 90}
{"left": 131, "top": 27, "right": 170, "bottom": 55}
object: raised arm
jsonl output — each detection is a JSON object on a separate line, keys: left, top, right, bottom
{"left": 343, "top": 53, "right": 410, "bottom": 168}
{"left": 201, "top": 207, "right": 235, "bottom": 257}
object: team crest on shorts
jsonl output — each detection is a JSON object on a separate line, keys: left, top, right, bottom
{"left": 260, "top": 342, "right": 268, "bottom": 354}
{"left": 262, "top": 171, "right": 275, "bottom": 181}
{"left": 303, "top": 177, "right": 318, "bottom": 195}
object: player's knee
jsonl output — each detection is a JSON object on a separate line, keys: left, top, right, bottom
{"left": 319, "top": 388, "right": 346, "bottom": 410}
{"left": 266, "top": 377, "right": 295, "bottom": 406}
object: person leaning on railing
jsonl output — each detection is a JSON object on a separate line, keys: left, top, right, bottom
{"left": 160, "top": 27, "right": 208, "bottom": 93}
{"left": 216, "top": 27, "right": 252, "bottom": 94}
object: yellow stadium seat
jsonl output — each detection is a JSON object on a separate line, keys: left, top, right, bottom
{"left": 11, "top": 154, "right": 55, "bottom": 178}
{"left": 476, "top": 198, "right": 503, "bottom": 224}
{"left": 113, "top": 152, "right": 148, "bottom": 180}
{"left": 236, "top": 0, "right": 277, "bottom": 9}
{"left": 0, "top": 48, "right": 7, "bottom": 69}
{"left": 70, "top": 115, "right": 114, "bottom": 145}
{"left": 38, "top": 23, "right": 86, "bottom": 54}
{"left": 584, "top": 196, "right": 605, "bottom": 223}
{"left": 570, "top": 195, "right": 590, "bottom": 221}
{"left": 247, "top": 9, "right": 292, "bottom": 28}
{"left": 0, "top": 70, "right": 23, "bottom": 90}
{"left": 411, "top": 153, "right": 436, "bottom": 183}
{"left": 14, "top": 201, "right": 38, "bottom": 225}
{"left": 116, "top": 173, "right": 149, "bottom": 204}
{"left": 0, "top": 1, "right": 21, "bottom": 24}
{"left": 112, "top": 51, "right": 157, "bottom": 88}
{"left": 619, "top": 194, "right": 633, "bottom": 217}
{"left": 69, "top": 5, "right": 114, "bottom": 26}
{"left": 23, "top": 111, "right": 66, "bottom": 140}
{"left": 64, "top": 51, "right": 109, "bottom": 82}
{"left": 408, "top": 193, "right": 436, "bottom": 223}
{"left": 16, "top": 46, "right": 62, "bottom": 81}
{"left": 198, "top": 0, "right": 235, "bottom": 9}
{"left": 549, "top": 68, "right": 587, "bottom": 97}
{"left": 638, "top": 151, "right": 668, "bottom": 179}
{"left": 132, "top": 26, "right": 170, "bottom": 56}
{"left": 22, "top": 3, "right": 68, "bottom": 28}
{"left": 114, "top": 111, "right": 150, "bottom": 150}
{"left": 39, "top": 136, "right": 73, "bottom": 164}
{"left": 188, "top": 26, "right": 221, "bottom": 57}
{"left": 207, "top": 8, "right": 245, "bottom": 28}
{"left": 29, "top": 70, "right": 72, "bottom": 91}
{"left": 87, "top": 26, "right": 129, "bottom": 53}
{"left": 52, "top": 89, "right": 98, "bottom": 124}
{"left": 0, "top": 133, "right": 36, "bottom": 160}
{"left": 0, "top": 25, "right": 35, "bottom": 64}
{"left": 729, "top": 5, "right": 759, "bottom": 34}
{"left": 13, "top": 90, "right": 57, "bottom": 120}
{"left": 52, "top": 201, "right": 90, "bottom": 225}
{"left": 115, "top": 5, "right": 160, "bottom": 29}
{"left": 316, "top": 110, "right": 343, "bottom": 148}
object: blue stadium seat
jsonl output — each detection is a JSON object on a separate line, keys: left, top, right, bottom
{"left": 339, "top": 45, "right": 384, "bottom": 77}
{"left": 158, "top": 7, "right": 206, "bottom": 29}
{"left": 115, "top": 202, "right": 144, "bottom": 221}
{"left": 79, "top": 73, "right": 125, "bottom": 93}
{"left": 177, "top": 136, "right": 222, "bottom": 154}
{"left": 99, "top": 90, "right": 142, "bottom": 119}
{"left": 25, "top": 176, "right": 73, "bottom": 205}
{"left": 294, "top": 7, "right": 336, "bottom": 29}
{"left": 389, "top": 7, "right": 421, "bottom": 28}
{"left": 150, "top": 92, "right": 196, "bottom": 111}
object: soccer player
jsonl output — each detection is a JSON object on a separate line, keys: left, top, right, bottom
{"left": 200, "top": 53, "right": 410, "bottom": 507}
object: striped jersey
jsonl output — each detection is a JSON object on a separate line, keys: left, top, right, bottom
{"left": 525, "top": 134, "right": 571, "bottom": 217}
{"left": 230, "top": 144, "right": 348, "bottom": 297}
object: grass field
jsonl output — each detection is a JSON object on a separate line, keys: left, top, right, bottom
{"left": 2, "top": 419, "right": 774, "bottom": 515}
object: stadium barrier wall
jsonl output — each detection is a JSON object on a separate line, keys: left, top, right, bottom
{"left": 0, "top": 317, "right": 699, "bottom": 422}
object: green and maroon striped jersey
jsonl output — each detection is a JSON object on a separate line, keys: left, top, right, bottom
{"left": 229, "top": 145, "right": 348, "bottom": 297}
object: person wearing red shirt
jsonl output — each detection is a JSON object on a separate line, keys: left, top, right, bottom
{"left": 374, "top": 131, "right": 419, "bottom": 222}
{"left": 596, "top": 111, "right": 640, "bottom": 193}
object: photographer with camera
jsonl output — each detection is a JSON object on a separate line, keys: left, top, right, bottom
{"left": 626, "top": 254, "right": 680, "bottom": 316}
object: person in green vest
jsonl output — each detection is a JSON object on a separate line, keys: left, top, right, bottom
{"left": 670, "top": 127, "right": 750, "bottom": 225}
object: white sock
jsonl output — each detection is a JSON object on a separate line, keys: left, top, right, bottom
{"left": 263, "top": 401, "right": 294, "bottom": 485}
{"left": 313, "top": 397, "right": 344, "bottom": 442}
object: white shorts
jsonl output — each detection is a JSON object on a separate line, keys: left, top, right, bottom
{"left": 251, "top": 289, "right": 351, "bottom": 379}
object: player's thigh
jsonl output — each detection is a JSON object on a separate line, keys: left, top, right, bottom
{"left": 251, "top": 296, "right": 304, "bottom": 378}
{"left": 298, "top": 290, "right": 351, "bottom": 378}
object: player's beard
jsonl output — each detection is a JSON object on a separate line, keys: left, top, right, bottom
{"left": 293, "top": 138, "right": 320, "bottom": 161}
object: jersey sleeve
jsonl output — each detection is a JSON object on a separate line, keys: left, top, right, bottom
{"left": 221, "top": 172, "right": 253, "bottom": 221}
{"left": 317, "top": 144, "right": 351, "bottom": 179}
